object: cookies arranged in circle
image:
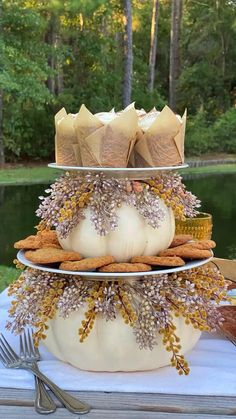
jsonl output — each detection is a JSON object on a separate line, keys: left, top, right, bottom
{"left": 131, "top": 256, "right": 185, "bottom": 267}
{"left": 16, "top": 230, "right": 215, "bottom": 272}
{"left": 25, "top": 248, "right": 82, "bottom": 264}
{"left": 60, "top": 256, "right": 115, "bottom": 271}
{"left": 99, "top": 263, "right": 152, "bottom": 273}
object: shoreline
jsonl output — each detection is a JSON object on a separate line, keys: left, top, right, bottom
{"left": 0, "top": 161, "right": 235, "bottom": 186}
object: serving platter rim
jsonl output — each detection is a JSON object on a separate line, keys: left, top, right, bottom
{"left": 17, "top": 249, "right": 213, "bottom": 280}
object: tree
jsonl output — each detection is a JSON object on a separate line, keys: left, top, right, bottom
{"left": 169, "top": 0, "right": 182, "bottom": 110}
{"left": 179, "top": 0, "right": 236, "bottom": 115}
{"left": 148, "top": 0, "right": 159, "bottom": 93}
{"left": 0, "top": 90, "right": 4, "bottom": 167}
{"left": 123, "top": 0, "right": 133, "bottom": 107}
{"left": 45, "top": 12, "right": 58, "bottom": 95}
{"left": 0, "top": 1, "right": 4, "bottom": 166}
{"left": 1, "top": 0, "right": 53, "bottom": 160}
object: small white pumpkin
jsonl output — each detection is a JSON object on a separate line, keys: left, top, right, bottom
{"left": 44, "top": 305, "right": 201, "bottom": 372}
{"left": 58, "top": 201, "right": 175, "bottom": 262}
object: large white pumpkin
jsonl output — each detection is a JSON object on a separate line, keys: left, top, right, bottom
{"left": 44, "top": 305, "right": 201, "bottom": 372}
{"left": 58, "top": 201, "right": 175, "bottom": 262}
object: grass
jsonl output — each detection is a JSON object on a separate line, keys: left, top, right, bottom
{"left": 0, "top": 166, "right": 61, "bottom": 185}
{"left": 181, "top": 163, "right": 236, "bottom": 176}
{"left": 0, "top": 163, "right": 236, "bottom": 185}
{"left": 0, "top": 266, "right": 19, "bottom": 292}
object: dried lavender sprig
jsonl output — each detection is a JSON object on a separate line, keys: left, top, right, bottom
{"left": 155, "top": 172, "right": 201, "bottom": 217}
{"left": 6, "top": 267, "right": 227, "bottom": 353}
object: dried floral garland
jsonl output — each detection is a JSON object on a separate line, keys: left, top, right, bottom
{"left": 36, "top": 172, "right": 200, "bottom": 238}
{"left": 6, "top": 265, "right": 227, "bottom": 375}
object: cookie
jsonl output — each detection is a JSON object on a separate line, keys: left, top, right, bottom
{"left": 39, "top": 242, "right": 62, "bottom": 249}
{"left": 14, "top": 230, "right": 61, "bottom": 250}
{"left": 25, "top": 248, "right": 82, "bottom": 264}
{"left": 131, "top": 256, "right": 185, "bottom": 267}
{"left": 37, "top": 230, "right": 60, "bottom": 245}
{"left": 169, "top": 234, "right": 193, "bottom": 248}
{"left": 14, "top": 236, "right": 41, "bottom": 250}
{"left": 99, "top": 263, "right": 151, "bottom": 273}
{"left": 159, "top": 245, "right": 212, "bottom": 260}
{"left": 187, "top": 240, "right": 216, "bottom": 250}
{"left": 60, "top": 256, "right": 115, "bottom": 271}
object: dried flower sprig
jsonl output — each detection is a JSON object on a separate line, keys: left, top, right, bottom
{"left": 36, "top": 172, "right": 200, "bottom": 238}
{"left": 6, "top": 265, "right": 227, "bottom": 374}
{"left": 147, "top": 172, "right": 201, "bottom": 220}
{"left": 7, "top": 270, "right": 67, "bottom": 346}
{"left": 36, "top": 172, "right": 93, "bottom": 238}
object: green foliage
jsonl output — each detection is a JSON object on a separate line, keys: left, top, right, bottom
{"left": 1, "top": 0, "right": 54, "bottom": 160}
{"left": 185, "top": 108, "right": 236, "bottom": 156}
{"left": 179, "top": 0, "right": 236, "bottom": 116}
{"left": 0, "top": 266, "right": 18, "bottom": 292}
{"left": 213, "top": 108, "right": 236, "bottom": 153}
{"left": 185, "top": 112, "right": 213, "bottom": 156}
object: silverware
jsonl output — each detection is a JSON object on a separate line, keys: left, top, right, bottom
{"left": 0, "top": 333, "right": 90, "bottom": 415}
{"left": 220, "top": 330, "right": 236, "bottom": 347}
{"left": 20, "top": 330, "right": 57, "bottom": 414}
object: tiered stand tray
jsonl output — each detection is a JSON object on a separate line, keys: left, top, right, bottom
{"left": 11, "top": 163, "right": 227, "bottom": 419}
{"left": 17, "top": 248, "right": 213, "bottom": 279}
{"left": 18, "top": 162, "right": 212, "bottom": 279}
{"left": 48, "top": 162, "right": 188, "bottom": 180}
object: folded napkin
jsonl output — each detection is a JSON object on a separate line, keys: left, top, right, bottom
{"left": 0, "top": 288, "right": 236, "bottom": 396}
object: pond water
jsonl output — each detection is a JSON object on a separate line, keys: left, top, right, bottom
{"left": 0, "top": 173, "right": 236, "bottom": 267}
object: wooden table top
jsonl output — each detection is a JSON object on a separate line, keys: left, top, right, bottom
{"left": 0, "top": 388, "right": 236, "bottom": 418}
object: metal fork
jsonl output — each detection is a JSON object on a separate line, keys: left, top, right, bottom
{"left": 20, "top": 330, "right": 57, "bottom": 414}
{"left": 220, "top": 329, "right": 236, "bottom": 347}
{"left": 0, "top": 333, "right": 90, "bottom": 415}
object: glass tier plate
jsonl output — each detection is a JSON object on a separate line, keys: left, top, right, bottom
{"left": 17, "top": 249, "right": 212, "bottom": 281}
{"left": 48, "top": 163, "right": 188, "bottom": 180}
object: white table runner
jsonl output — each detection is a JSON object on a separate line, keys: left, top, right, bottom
{"left": 0, "top": 288, "right": 235, "bottom": 396}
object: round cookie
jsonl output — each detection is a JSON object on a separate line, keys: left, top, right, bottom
{"left": 99, "top": 263, "right": 151, "bottom": 273}
{"left": 131, "top": 256, "right": 185, "bottom": 266}
{"left": 25, "top": 248, "right": 82, "bottom": 264}
{"left": 159, "top": 246, "right": 212, "bottom": 260}
{"left": 187, "top": 240, "right": 216, "bottom": 250}
{"left": 14, "top": 230, "right": 61, "bottom": 250}
{"left": 169, "top": 234, "right": 193, "bottom": 248}
{"left": 14, "top": 236, "right": 42, "bottom": 250}
{"left": 60, "top": 256, "right": 115, "bottom": 271}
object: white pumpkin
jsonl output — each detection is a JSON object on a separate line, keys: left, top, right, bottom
{"left": 58, "top": 201, "right": 175, "bottom": 262}
{"left": 44, "top": 305, "right": 201, "bottom": 372}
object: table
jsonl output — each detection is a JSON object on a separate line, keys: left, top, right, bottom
{"left": 1, "top": 258, "right": 236, "bottom": 419}
{"left": 1, "top": 388, "right": 236, "bottom": 418}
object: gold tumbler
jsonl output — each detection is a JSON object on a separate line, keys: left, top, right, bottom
{"left": 175, "top": 212, "right": 213, "bottom": 240}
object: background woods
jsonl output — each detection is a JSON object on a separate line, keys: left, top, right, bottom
{"left": 0, "top": 0, "right": 236, "bottom": 164}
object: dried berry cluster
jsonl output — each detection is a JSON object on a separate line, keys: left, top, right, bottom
{"left": 6, "top": 265, "right": 227, "bottom": 375}
{"left": 36, "top": 172, "right": 200, "bottom": 238}
{"left": 147, "top": 172, "right": 201, "bottom": 220}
